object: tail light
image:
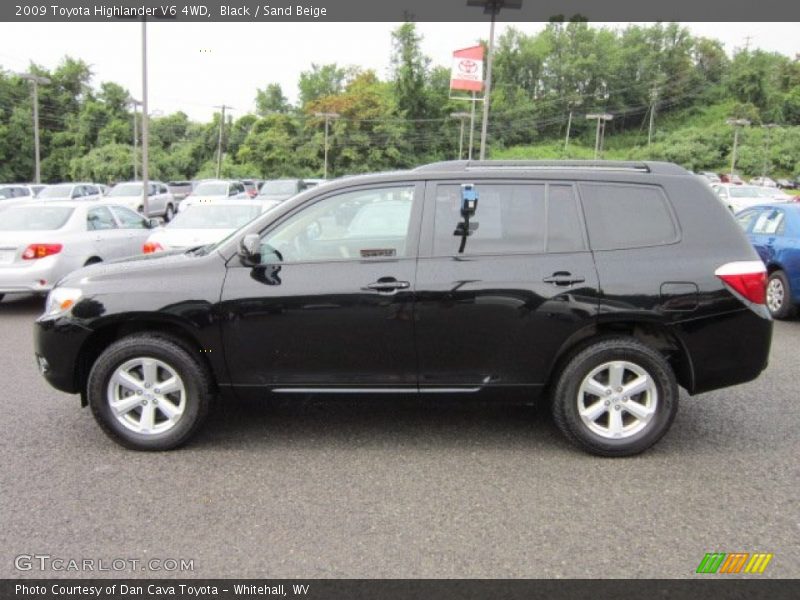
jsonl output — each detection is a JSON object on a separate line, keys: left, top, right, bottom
{"left": 22, "top": 244, "right": 62, "bottom": 260}
{"left": 715, "top": 261, "right": 767, "bottom": 305}
{"left": 143, "top": 241, "right": 164, "bottom": 254}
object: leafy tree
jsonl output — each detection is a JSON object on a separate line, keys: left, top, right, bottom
{"left": 256, "top": 83, "right": 291, "bottom": 115}
{"left": 298, "top": 64, "right": 346, "bottom": 107}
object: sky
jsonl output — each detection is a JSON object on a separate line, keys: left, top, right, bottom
{"left": 0, "top": 22, "right": 797, "bottom": 122}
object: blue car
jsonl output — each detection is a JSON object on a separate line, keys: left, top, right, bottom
{"left": 736, "top": 203, "right": 800, "bottom": 318}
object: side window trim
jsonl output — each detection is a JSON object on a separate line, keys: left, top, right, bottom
{"left": 239, "top": 182, "right": 425, "bottom": 266}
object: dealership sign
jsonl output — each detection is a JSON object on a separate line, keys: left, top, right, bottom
{"left": 450, "top": 45, "right": 484, "bottom": 92}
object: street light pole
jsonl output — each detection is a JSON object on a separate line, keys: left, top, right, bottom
{"left": 141, "top": 18, "right": 150, "bottom": 217}
{"left": 450, "top": 112, "right": 471, "bottom": 159}
{"left": 726, "top": 118, "right": 751, "bottom": 177}
{"left": 127, "top": 97, "right": 142, "bottom": 180}
{"left": 314, "top": 112, "right": 340, "bottom": 179}
{"left": 17, "top": 73, "right": 50, "bottom": 183}
{"left": 467, "top": 0, "right": 522, "bottom": 161}
{"left": 213, "top": 104, "right": 234, "bottom": 178}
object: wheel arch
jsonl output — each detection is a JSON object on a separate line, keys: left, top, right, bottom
{"left": 544, "top": 320, "right": 695, "bottom": 398}
{"left": 75, "top": 316, "right": 217, "bottom": 407}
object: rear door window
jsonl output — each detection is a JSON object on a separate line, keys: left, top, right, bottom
{"left": 87, "top": 207, "right": 117, "bottom": 231}
{"left": 432, "top": 183, "right": 585, "bottom": 256}
{"left": 579, "top": 183, "right": 678, "bottom": 250}
{"left": 752, "top": 209, "right": 785, "bottom": 235}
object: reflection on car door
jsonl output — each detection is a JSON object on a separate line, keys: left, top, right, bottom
{"left": 220, "top": 184, "right": 423, "bottom": 395}
{"left": 414, "top": 181, "right": 599, "bottom": 391}
{"left": 750, "top": 208, "right": 785, "bottom": 266}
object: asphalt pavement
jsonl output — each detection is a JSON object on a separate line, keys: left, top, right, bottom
{"left": 0, "top": 294, "right": 798, "bottom": 579}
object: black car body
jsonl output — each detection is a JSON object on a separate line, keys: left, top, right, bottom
{"left": 34, "top": 161, "right": 772, "bottom": 455}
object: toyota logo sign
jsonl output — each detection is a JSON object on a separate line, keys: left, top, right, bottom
{"left": 459, "top": 60, "right": 478, "bottom": 74}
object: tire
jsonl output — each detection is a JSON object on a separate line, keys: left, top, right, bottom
{"left": 551, "top": 338, "right": 679, "bottom": 457}
{"left": 766, "top": 270, "right": 795, "bottom": 319}
{"left": 87, "top": 334, "right": 213, "bottom": 450}
{"left": 164, "top": 204, "right": 175, "bottom": 222}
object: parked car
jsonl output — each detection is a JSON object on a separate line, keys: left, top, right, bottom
{"left": 179, "top": 180, "right": 249, "bottom": 212}
{"left": 142, "top": 199, "right": 280, "bottom": 254}
{"left": 303, "top": 178, "right": 327, "bottom": 188}
{"left": 96, "top": 184, "right": 110, "bottom": 196}
{"left": 37, "top": 183, "right": 103, "bottom": 202}
{"left": 698, "top": 172, "right": 721, "bottom": 184}
{"left": 0, "top": 201, "right": 156, "bottom": 300}
{"left": 106, "top": 181, "right": 177, "bottom": 221}
{"left": 749, "top": 176, "right": 778, "bottom": 188}
{"left": 735, "top": 203, "right": 800, "bottom": 319}
{"left": 167, "top": 181, "right": 194, "bottom": 201}
{"left": 241, "top": 179, "right": 264, "bottom": 198}
{"left": 257, "top": 178, "right": 308, "bottom": 203}
{"left": 719, "top": 173, "right": 744, "bottom": 185}
{"left": 34, "top": 160, "right": 772, "bottom": 456}
{"left": 754, "top": 186, "right": 795, "bottom": 203}
{"left": 775, "top": 178, "right": 798, "bottom": 190}
{"left": 711, "top": 183, "right": 782, "bottom": 212}
{"left": 0, "top": 183, "right": 48, "bottom": 202}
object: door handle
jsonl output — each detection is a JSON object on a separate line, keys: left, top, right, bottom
{"left": 365, "top": 278, "right": 410, "bottom": 293}
{"left": 543, "top": 272, "right": 585, "bottom": 286}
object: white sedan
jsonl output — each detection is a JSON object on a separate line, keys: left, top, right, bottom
{"left": 178, "top": 180, "right": 249, "bottom": 212}
{"left": 143, "top": 199, "right": 280, "bottom": 254}
{"left": 106, "top": 181, "right": 177, "bottom": 221}
{"left": 0, "top": 201, "right": 156, "bottom": 301}
{"left": 712, "top": 184, "right": 793, "bottom": 213}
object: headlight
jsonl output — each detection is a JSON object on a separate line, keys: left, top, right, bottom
{"left": 44, "top": 287, "right": 82, "bottom": 318}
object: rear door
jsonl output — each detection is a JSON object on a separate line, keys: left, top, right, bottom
{"left": 414, "top": 179, "right": 599, "bottom": 391}
{"left": 750, "top": 207, "right": 786, "bottom": 266}
{"left": 109, "top": 205, "right": 152, "bottom": 257}
{"left": 86, "top": 206, "right": 128, "bottom": 260}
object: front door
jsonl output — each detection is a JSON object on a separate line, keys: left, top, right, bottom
{"left": 220, "top": 183, "right": 423, "bottom": 395}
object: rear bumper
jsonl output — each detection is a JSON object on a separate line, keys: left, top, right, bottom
{"left": 675, "top": 308, "right": 772, "bottom": 395}
{"left": 0, "top": 256, "right": 67, "bottom": 293}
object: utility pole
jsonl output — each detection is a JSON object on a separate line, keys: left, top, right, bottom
{"left": 127, "top": 97, "right": 142, "bottom": 180}
{"left": 586, "top": 113, "right": 613, "bottom": 160}
{"left": 450, "top": 112, "right": 471, "bottom": 159}
{"left": 17, "top": 72, "right": 50, "bottom": 184}
{"left": 761, "top": 124, "right": 778, "bottom": 179}
{"left": 467, "top": 0, "right": 522, "bottom": 161}
{"left": 564, "top": 98, "right": 582, "bottom": 154}
{"left": 213, "top": 104, "right": 233, "bottom": 178}
{"left": 141, "top": 18, "right": 150, "bottom": 217}
{"left": 726, "top": 118, "right": 750, "bottom": 177}
{"left": 314, "top": 112, "right": 340, "bottom": 179}
{"left": 648, "top": 86, "right": 659, "bottom": 150}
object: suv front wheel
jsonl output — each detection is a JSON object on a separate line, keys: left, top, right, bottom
{"left": 87, "top": 334, "right": 212, "bottom": 450}
{"left": 552, "top": 338, "right": 678, "bottom": 457}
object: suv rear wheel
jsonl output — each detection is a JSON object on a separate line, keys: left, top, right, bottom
{"left": 164, "top": 203, "right": 175, "bottom": 222}
{"left": 552, "top": 338, "right": 678, "bottom": 457}
{"left": 87, "top": 334, "right": 212, "bottom": 450}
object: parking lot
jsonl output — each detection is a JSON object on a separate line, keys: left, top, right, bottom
{"left": 0, "top": 293, "right": 798, "bottom": 579}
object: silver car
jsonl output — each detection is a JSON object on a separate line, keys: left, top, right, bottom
{"left": 37, "top": 183, "right": 103, "bottom": 202}
{"left": 106, "top": 181, "right": 177, "bottom": 221}
{"left": 0, "top": 201, "right": 155, "bottom": 301}
{"left": 179, "top": 180, "right": 249, "bottom": 212}
{"left": 143, "top": 199, "right": 280, "bottom": 254}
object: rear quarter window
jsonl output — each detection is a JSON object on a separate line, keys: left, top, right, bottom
{"left": 579, "top": 183, "right": 678, "bottom": 250}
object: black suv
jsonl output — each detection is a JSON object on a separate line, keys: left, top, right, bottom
{"left": 34, "top": 161, "right": 772, "bottom": 456}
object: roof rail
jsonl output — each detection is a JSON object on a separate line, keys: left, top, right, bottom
{"left": 413, "top": 160, "right": 687, "bottom": 175}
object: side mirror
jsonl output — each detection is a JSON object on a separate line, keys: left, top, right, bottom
{"left": 239, "top": 233, "right": 261, "bottom": 266}
{"left": 147, "top": 218, "right": 161, "bottom": 229}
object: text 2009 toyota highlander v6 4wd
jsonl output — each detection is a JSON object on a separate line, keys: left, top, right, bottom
{"left": 34, "top": 161, "right": 772, "bottom": 456}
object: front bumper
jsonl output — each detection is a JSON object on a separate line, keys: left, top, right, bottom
{"left": 34, "top": 315, "right": 93, "bottom": 394}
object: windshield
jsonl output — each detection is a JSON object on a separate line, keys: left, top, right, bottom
{"left": 109, "top": 183, "right": 144, "bottom": 196}
{"left": 193, "top": 182, "right": 228, "bottom": 196}
{"left": 0, "top": 206, "right": 74, "bottom": 230}
{"left": 259, "top": 180, "right": 298, "bottom": 195}
{"left": 167, "top": 204, "right": 263, "bottom": 230}
{"left": 730, "top": 186, "right": 761, "bottom": 198}
{"left": 38, "top": 184, "right": 73, "bottom": 199}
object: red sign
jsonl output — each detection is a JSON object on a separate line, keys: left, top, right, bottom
{"left": 450, "top": 45, "right": 484, "bottom": 92}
